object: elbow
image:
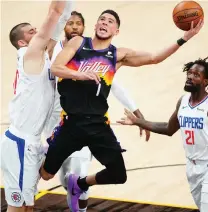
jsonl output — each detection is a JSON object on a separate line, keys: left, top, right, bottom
{"left": 166, "top": 131, "right": 174, "bottom": 137}
{"left": 50, "top": 7, "right": 64, "bottom": 17}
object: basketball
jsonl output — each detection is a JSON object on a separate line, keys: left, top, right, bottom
{"left": 173, "top": 1, "right": 204, "bottom": 31}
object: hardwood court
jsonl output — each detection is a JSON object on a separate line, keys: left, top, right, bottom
{"left": 1, "top": 188, "right": 199, "bottom": 212}
{"left": 1, "top": 0, "right": 208, "bottom": 211}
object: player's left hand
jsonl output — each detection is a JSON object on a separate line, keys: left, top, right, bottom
{"left": 183, "top": 19, "right": 204, "bottom": 41}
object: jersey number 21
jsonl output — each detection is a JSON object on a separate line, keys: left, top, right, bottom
{"left": 185, "top": 130, "right": 195, "bottom": 145}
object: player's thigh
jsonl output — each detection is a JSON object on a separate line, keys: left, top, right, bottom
{"left": 88, "top": 123, "right": 125, "bottom": 166}
{"left": 1, "top": 136, "right": 42, "bottom": 207}
{"left": 43, "top": 123, "right": 83, "bottom": 175}
{"left": 1, "top": 135, "right": 25, "bottom": 207}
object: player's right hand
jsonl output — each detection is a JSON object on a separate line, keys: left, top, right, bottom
{"left": 77, "top": 71, "right": 101, "bottom": 84}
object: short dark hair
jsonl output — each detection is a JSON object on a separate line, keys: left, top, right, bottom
{"left": 100, "top": 9, "right": 120, "bottom": 28}
{"left": 71, "top": 11, "right": 85, "bottom": 26}
{"left": 183, "top": 57, "right": 208, "bottom": 79}
{"left": 9, "top": 22, "right": 31, "bottom": 49}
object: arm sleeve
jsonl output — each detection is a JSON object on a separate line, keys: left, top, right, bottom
{"left": 111, "top": 79, "right": 137, "bottom": 112}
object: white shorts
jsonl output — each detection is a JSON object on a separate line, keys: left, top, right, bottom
{"left": 1, "top": 126, "right": 45, "bottom": 207}
{"left": 59, "top": 147, "right": 92, "bottom": 200}
{"left": 186, "top": 158, "right": 208, "bottom": 211}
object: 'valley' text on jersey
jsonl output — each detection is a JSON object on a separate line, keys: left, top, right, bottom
{"left": 58, "top": 37, "right": 117, "bottom": 116}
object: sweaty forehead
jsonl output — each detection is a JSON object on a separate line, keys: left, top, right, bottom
{"left": 190, "top": 64, "right": 205, "bottom": 73}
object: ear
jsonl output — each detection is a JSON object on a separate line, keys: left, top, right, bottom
{"left": 114, "top": 28, "right": 119, "bottom": 36}
{"left": 17, "top": 40, "right": 28, "bottom": 48}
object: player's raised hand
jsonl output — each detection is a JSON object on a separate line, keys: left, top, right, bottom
{"left": 183, "top": 19, "right": 204, "bottom": 41}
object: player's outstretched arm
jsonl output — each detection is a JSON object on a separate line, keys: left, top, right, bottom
{"left": 117, "top": 20, "right": 203, "bottom": 68}
{"left": 51, "top": 36, "right": 101, "bottom": 84}
{"left": 117, "top": 97, "right": 182, "bottom": 137}
{"left": 24, "top": 1, "right": 66, "bottom": 63}
{"left": 47, "top": 1, "right": 73, "bottom": 59}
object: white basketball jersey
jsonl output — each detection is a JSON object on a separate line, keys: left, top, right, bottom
{"left": 44, "top": 41, "right": 92, "bottom": 159}
{"left": 51, "top": 41, "right": 63, "bottom": 114}
{"left": 177, "top": 93, "right": 208, "bottom": 160}
{"left": 43, "top": 41, "right": 63, "bottom": 138}
{"left": 9, "top": 47, "right": 55, "bottom": 136}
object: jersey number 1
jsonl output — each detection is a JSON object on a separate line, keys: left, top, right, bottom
{"left": 185, "top": 130, "right": 195, "bottom": 145}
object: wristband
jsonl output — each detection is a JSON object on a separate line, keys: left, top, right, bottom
{"left": 177, "top": 38, "right": 187, "bottom": 46}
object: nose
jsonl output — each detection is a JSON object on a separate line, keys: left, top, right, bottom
{"left": 72, "top": 24, "right": 78, "bottom": 30}
{"left": 102, "top": 20, "right": 108, "bottom": 26}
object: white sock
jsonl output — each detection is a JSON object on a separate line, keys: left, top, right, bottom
{"left": 79, "top": 207, "right": 87, "bottom": 212}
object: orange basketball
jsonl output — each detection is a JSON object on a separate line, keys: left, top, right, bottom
{"left": 173, "top": 1, "right": 204, "bottom": 31}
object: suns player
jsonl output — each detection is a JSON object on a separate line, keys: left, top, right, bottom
{"left": 118, "top": 58, "right": 208, "bottom": 212}
{"left": 0, "top": 1, "right": 73, "bottom": 211}
{"left": 40, "top": 9, "right": 203, "bottom": 212}
{"left": 43, "top": 11, "right": 148, "bottom": 212}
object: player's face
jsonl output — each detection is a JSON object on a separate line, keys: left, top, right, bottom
{"left": 95, "top": 13, "right": 119, "bottom": 40}
{"left": 18, "top": 25, "right": 37, "bottom": 47}
{"left": 64, "top": 15, "right": 85, "bottom": 40}
{"left": 184, "top": 64, "right": 207, "bottom": 93}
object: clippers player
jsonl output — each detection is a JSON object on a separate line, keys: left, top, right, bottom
{"left": 118, "top": 58, "right": 208, "bottom": 212}
{"left": 43, "top": 11, "right": 147, "bottom": 212}
{"left": 0, "top": 1, "right": 71, "bottom": 211}
{"left": 40, "top": 9, "right": 203, "bottom": 212}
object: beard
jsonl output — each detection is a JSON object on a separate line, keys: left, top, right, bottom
{"left": 65, "top": 33, "right": 73, "bottom": 41}
{"left": 184, "top": 84, "right": 200, "bottom": 93}
{"left": 95, "top": 32, "right": 112, "bottom": 40}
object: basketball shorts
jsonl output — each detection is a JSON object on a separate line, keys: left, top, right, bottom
{"left": 44, "top": 114, "right": 125, "bottom": 175}
{"left": 1, "top": 125, "right": 45, "bottom": 207}
{"left": 186, "top": 158, "right": 208, "bottom": 211}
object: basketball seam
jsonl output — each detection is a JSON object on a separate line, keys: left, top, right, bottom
{"left": 173, "top": 8, "right": 203, "bottom": 17}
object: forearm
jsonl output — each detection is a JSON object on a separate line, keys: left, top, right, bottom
{"left": 134, "top": 119, "right": 170, "bottom": 136}
{"left": 153, "top": 38, "right": 187, "bottom": 64}
{"left": 111, "top": 81, "right": 137, "bottom": 112}
{"left": 51, "top": 65, "right": 79, "bottom": 79}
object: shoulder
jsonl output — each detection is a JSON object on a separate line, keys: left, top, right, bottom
{"left": 65, "top": 36, "right": 84, "bottom": 49}
{"left": 176, "top": 94, "right": 189, "bottom": 109}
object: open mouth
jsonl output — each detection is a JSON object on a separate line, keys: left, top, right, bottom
{"left": 71, "top": 32, "right": 79, "bottom": 36}
{"left": 185, "top": 81, "right": 194, "bottom": 86}
{"left": 99, "top": 27, "right": 107, "bottom": 33}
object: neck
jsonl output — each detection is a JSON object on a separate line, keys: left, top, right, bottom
{"left": 91, "top": 36, "right": 112, "bottom": 50}
{"left": 190, "top": 90, "right": 208, "bottom": 104}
